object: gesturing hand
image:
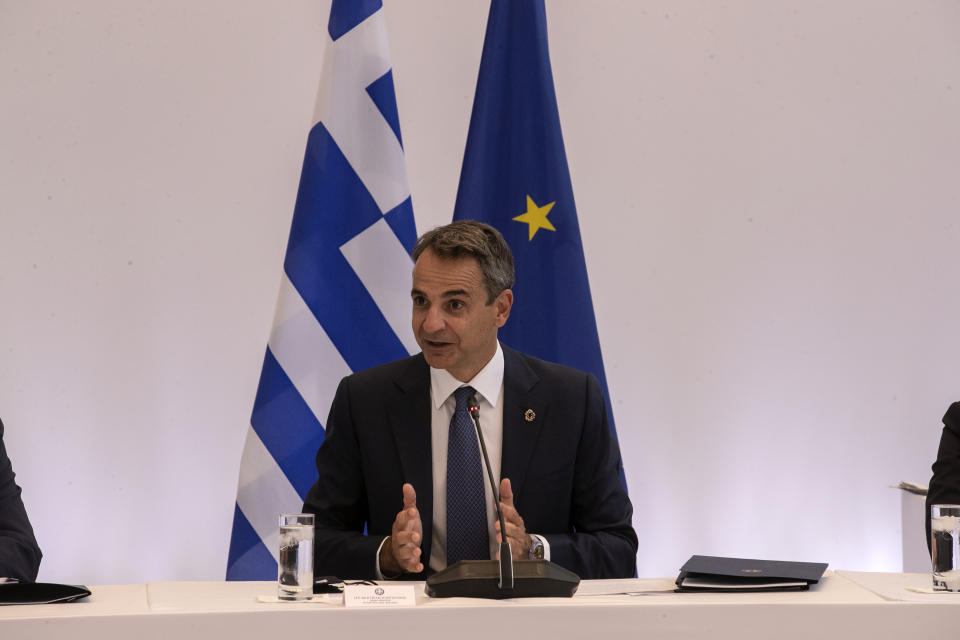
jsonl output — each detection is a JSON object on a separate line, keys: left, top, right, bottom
{"left": 495, "top": 477, "right": 531, "bottom": 560}
{"left": 380, "top": 483, "right": 424, "bottom": 575}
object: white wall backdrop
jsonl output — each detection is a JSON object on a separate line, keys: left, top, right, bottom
{"left": 1, "top": 0, "right": 958, "bottom": 584}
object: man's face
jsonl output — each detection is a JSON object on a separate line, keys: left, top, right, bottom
{"left": 411, "top": 249, "right": 512, "bottom": 382}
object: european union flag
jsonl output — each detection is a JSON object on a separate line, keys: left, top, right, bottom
{"left": 453, "top": 0, "right": 624, "bottom": 486}
{"left": 227, "top": 0, "right": 417, "bottom": 580}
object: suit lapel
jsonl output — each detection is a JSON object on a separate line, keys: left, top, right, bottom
{"left": 500, "top": 347, "right": 545, "bottom": 503}
{"left": 389, "top": 355, "right": 434, "bottom": 566}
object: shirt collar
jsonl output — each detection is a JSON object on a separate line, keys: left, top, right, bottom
{"left": 430, "top": 341, "right": 504, "bottom": 409}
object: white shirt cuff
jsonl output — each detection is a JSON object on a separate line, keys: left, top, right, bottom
{"left": 374, "top": 536, "right": 391, "bottom": 580}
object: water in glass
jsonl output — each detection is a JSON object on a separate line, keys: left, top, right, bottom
{"left": 931, "top": 508, "right": 960, "bottom": 591}
{"left": 278, "top": 522, "right": 313, "bottom": 600}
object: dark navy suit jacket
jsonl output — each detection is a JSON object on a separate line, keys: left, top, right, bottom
{"left": 0, "top": 418, "right": 42, "bottom": 581}
{"left": 303, "top": 346, "right": 637, "bottom": 580}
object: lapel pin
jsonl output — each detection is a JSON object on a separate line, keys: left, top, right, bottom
{"left": 524, "top": 409, "right": 536, "bottom": 422}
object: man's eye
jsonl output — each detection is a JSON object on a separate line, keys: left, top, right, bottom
{"left": 412, "top": 296, "right": 426, "bottom": 306}
{"left": 448, "top": 300, "right": 464, "bottom": 311}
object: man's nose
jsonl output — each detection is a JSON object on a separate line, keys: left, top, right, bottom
{"left": 421, "top": 305, "right": 445, "bottom": 333}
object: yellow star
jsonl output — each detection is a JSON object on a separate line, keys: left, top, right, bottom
{"left": 512, "top": 195, "right": 556, "bottom": 241}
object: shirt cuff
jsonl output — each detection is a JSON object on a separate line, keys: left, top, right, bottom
{"left": 374, "top": 536, "right": 395, "bottom": 580}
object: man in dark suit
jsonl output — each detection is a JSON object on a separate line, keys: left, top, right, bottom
{"left": 303, "top": 221, "right": 636, "bottom": 580}
{"left": 926, "top": 402, "right": 960, "bottom": 551}
{"left": 0, "top": 418, "right": 42, "bottom": 581}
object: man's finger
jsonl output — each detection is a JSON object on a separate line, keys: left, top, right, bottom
{"left": 394, "top": 530, "right": 422, "bottom": 549}
{"left": 391, "top": 534, "right": 424, "bottom": 572}
{"left": 500, "top": 521, "right": 522, "bottom": 538}
{"left": 403, "top": 507, "right": 419, "bottom": 531}
{"left": 395, "top": 530, "right": 421, "bottom": 546}
{"left": 495, "top": 521, "right": 523, "bottom": 541}
{"left": 398, "top": 544, "right": 422, "bottom": 571}
{"left": 498, "top": 503, "right": 521, "bottom": 524}
{"left": 498, "top": 497, "right": 523, "bottom": 530}
{"left": 499, "top": 478, "right": 514, "bottom": 509}
{"left": 402, "top": 483, "right": 417, "bottom": 510}
{"left": 396, "top": 506, "right": 421, "bottom": 533}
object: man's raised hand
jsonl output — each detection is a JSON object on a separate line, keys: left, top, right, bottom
{"left": 380, "top": 483, "right": 424, "bottom": 575}
{"left": 495, "top": 477, "right": 531, "bottom": 560}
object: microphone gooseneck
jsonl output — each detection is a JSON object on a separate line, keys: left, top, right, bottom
{"left": 467, "top": 393, "right": 514, "bottom": 590}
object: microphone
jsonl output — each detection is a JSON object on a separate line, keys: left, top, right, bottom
{"left": 466, "top": 393, "right": 514, "bottom": 590}
{"left": 425, "top": 393, "right": 580, "bottom": 599}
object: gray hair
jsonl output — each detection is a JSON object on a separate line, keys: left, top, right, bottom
{"left": 412, "top": 220, "right": 515, "bottom": 303}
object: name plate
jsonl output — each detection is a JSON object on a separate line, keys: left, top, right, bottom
{"left": 344, "top": 584, "right": 416, "bottom": 608}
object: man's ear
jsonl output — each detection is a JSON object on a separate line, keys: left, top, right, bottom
{"left": 493, "top": 289, "right": 513, "bottom": 328}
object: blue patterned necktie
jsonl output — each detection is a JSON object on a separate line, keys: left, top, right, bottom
{"left": 446, "top": 386, "right": 489, "bottom": 565}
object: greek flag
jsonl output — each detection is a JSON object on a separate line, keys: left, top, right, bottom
{"left": 226, "top": 0, "right": 417, "bottom": 580}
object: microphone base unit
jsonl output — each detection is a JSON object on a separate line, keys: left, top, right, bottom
{"left": 425, "top": 559, "right": 580, "bottom": 599}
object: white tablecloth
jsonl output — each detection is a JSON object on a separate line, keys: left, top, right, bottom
{"left": 2, "top": 573, "right": 958, "bottom": 640}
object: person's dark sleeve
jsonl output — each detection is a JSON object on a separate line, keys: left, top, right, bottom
{"left": 541, "top": 375, "right": 638, "bottom": 579}
{"left": 0, "top": 419, "right": 42, "bottom": 581}
{"left": 926, "top": 402, "right": 960, "bottom": 553}
{"left": 302, "top": 378, "right": 384, "bottom": 580}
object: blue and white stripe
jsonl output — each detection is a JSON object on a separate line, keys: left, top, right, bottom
{"left": 227, "top": 0, "right": 416, "bottom": 580}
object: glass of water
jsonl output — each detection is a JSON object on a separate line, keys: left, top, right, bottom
{"left": 930, "top": 504, "right": 960, "bottom": 591}
{"left": 278, "top": 513, "right": 314, "bottom": 600}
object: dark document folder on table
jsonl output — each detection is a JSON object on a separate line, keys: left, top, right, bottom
{"left": 675, "top": 555, "right": 828, "bottom": 592}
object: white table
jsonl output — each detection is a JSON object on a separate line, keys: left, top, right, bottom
{"left": 2, "top": 573, "right": 958, "bottom": 640}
